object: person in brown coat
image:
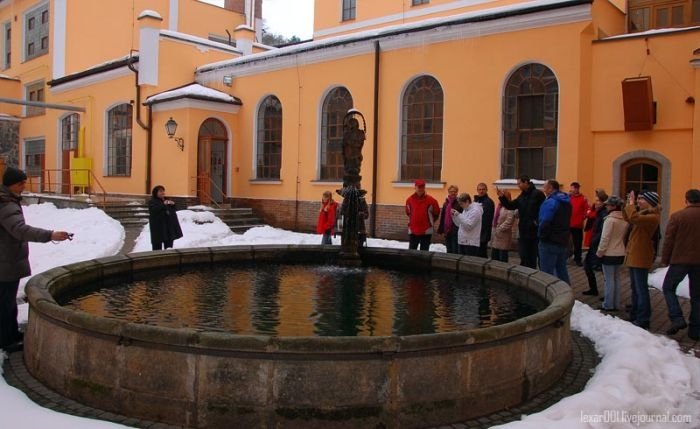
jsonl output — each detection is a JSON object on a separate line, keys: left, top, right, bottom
{"left": 661, "top": 189, "right": 700, "bottom": 341}
{"left": 623, "top": 190, "right": 661, "bottom": 330}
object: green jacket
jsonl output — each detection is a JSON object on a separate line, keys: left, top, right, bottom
{"left": 0, "top": 186, "right": 52, "bottom": 281}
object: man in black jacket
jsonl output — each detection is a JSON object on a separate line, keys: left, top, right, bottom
{"left": 497, "top": 175, "right": 546, "bottom": 269}
{"left": 474, "top": 183, "right": 495, "bottom": 258}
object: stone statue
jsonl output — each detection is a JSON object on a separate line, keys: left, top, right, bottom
{"left": 342, "top": 115, "right": 365, "bottom": 188}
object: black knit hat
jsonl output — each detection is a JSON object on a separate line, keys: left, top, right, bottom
{"left": 2, "top": 167, "right": 27, "bottom": 186}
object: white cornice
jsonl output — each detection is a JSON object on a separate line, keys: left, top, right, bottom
{"left": 197, "top": 4, "right": 590, "bottom": 82}
{"left": 49, "top": 66, "right": 133, "bottom": 94}
{"left": 151, "top": 98, "right": 240, "bottom": 114}
{"left": 315, "top": 0, "right": 497, "bottom": 38}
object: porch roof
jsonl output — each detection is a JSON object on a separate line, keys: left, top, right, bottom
{"left": 143, "top": 83, "right": 242, "bottom": 106}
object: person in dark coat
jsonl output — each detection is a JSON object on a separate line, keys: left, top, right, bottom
{"left": 0, "top": 167, "right": 71, "bottom": 351}
{"left": 474, "top": 183, "right": 495, "bottom": 258}
{"left": 582, "top": 190, "right": 609, "bottom": 296}
{"left": 148, "top": 185, "right": 183, "bottom": 251}
{"left": 437, "top": 185, "right": 461, "bottom": 254}
{"left": 496, "top": 175, "right": 546, "bottom": 269}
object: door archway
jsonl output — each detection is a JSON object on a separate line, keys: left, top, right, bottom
{"left": 197, "top": 119, "right": 228, "bottom": 204}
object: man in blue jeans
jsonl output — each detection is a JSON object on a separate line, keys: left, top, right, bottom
{"left": 538, "top": 180, "right": 572, "bottom": 284}
{"left": 661, "top": 189, "right": 700, "bottom": 341}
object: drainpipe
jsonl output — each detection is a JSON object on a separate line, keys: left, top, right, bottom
{"left": 370, "top": 41, "right": 380, "bottom": 237}
{"left": 127, "top": 53, "right": 152, "bottom": 194}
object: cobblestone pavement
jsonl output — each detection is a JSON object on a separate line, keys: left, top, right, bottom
{"left": 2, "top": 252, "right": 697, "bottom": 428}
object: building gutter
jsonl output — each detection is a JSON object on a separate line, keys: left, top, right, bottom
{"left": 127, "top": 52, "right": 152, "bottom": 194}
{"left": 370, "top": 41, "right": 380, "bottom": 238}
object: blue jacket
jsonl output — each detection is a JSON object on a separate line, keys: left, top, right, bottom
{"left": 538, "top": 191, "right": 572, "bottom": 247}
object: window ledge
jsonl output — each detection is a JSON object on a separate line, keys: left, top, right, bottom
{"left": 310, "top": 180, "right": 343, "bottom": 186}
{"left": 249, "top": 179, "right": 282, "bottom": 185}
{"left": 495, "top": 178, "right": 545, "bottom": 188}
{"left": 392, "top": 181, "right": 445, "bottom": 189}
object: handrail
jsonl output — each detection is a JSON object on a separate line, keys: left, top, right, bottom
{"left": 26, "top": 169, "right": 108, "bottom": 208}
{"left": 196, "top": 174, "right": 227, "bottom": 209}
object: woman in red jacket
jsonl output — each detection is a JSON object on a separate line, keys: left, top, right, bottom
{"left": 317, "top": 191, "right": 338, "bottom": 245}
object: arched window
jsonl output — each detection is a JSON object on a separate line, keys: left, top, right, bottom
{"left": 401, "top": 75, "right": 443, "bottom": 182}
{"left": 502, "top": 63, "right": 558, "bottom": 180}
{"left": 106, "top": 103, "right": 132, "bottom": 176}
{"left": 61, "top": 113, "right": 79, "bottom": 151}
{"left": 621, "top": 159, "right": 661, "bottom": 196}
{"left": 256, "top": 96, "right": 282, "bottom": 179}
{"left": 320, "top": 87, "right": 353, "bottom": 180}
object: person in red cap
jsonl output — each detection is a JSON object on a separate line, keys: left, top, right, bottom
{"left": 405, "top": 179, "right": 440, "bottom": 250}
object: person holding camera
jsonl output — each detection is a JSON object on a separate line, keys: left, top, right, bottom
{"left": 148, "top": 185, "right": 183, "bottom": 251}
{"left": 0, "top": 167, "right": 71, "bottom": 352}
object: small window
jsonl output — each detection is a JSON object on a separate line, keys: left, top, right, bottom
{"left": 25, "top": 81, "right": 45, "bottom": 117}
{"left": 61, "top": 114, "right": 80, "bottom": 151}
{"left": 629, "top": 7, "right": 650, "bottom": 32}
{"left": 2, "top": 22, "right": 9, "bottom": 69}
{"left": 693, "top": 0, "right": 700, "bottom": 22}
{"left": 656, "top": 7, "right": 669, "bottom": 27}
{"left": 342, "top": 0, "right": 356, "bottom": 21}
{"left": 672, "top": 5, "right": 685, "bottom": 25}
{"left": 24, "top": 4, "right": 49, "bottom": 61}
{"left": 24, "top": 139, "right": 45, "bottom": 177}
{"left": 106, "top": 104, "right": 133, "bottom": 176}
{"left": 256, "top": 96, "right": 283, "bottom": 179}
{"left": 412, "top": 0, "right": 430, "bottom": 5}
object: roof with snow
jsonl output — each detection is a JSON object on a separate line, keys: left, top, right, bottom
{"left": 596, "top": 25, "right": 700, "bottom": 42}
{"left": 143, "top": 83, "right": 241, "bottom": 106}
{"left": 0, "top": 73, "right": 19, "bottom": 81}
{"left": 197, "top": 0, "right": 592, "bottom": 74}
{"left": 137, "top": 9, "right": 163, "bottom": 20}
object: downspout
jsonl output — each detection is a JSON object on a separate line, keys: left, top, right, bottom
{"left": 127, "top": 52, "right": 152, "bottom": 194}
{"left": 370, "top": 41, "right": 380, "bottom": 237}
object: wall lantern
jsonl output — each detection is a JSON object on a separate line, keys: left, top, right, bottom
{"left": 165, "top": 117, "right": 185, "bottom": 151}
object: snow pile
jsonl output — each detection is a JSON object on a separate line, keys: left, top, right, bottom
{"left": 496, "top": 301, "right": 700, "bottom": 428}
{"left": 131, "top": 209, "right": 233, "bottom": 252}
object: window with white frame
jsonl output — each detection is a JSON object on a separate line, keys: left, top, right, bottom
{"left": 342, "top": 0, "right": 356, "bottom": 21}
{"left": 25, "top": 3, "right": 49, "bottom": 61}
{"left": 25, "top": 80, "right": 45, "bottom": 117}
{"left": 106, "top": 104, "right": 133, "bottom": 176}
{"left": 24, "top": 139, "right": 45, "bottom": 177}
{"left": 2, "top": 21, "right": 10, "bottom": 69}
{"left": 320, "top": 87, "right": 353, "bottom": 180}
{"left": 256, "top": 95, "right": 283, "bottom": 179}
{"left": 61, "top": 113, "right": 80, "bottom": 151}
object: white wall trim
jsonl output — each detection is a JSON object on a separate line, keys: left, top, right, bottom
{"left": 150, "top": 98, "right": 241, "bottom": 114}
{"left": 51, "top": 0, "right": 67, "bottom": 79}
{"left": 317, "top": 0, "right": 497, "bottom": 38}
{"left": 197, "top": 5, "right": 590, "bottom": 82}
{"left": 49, "top": 66, "right": 133, "bottom": 94}
{"left": 169, "top": 0, "right": 179, "bottom": 31}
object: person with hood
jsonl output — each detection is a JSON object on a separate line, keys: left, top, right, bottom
{"left": 623, "top": 190, "right": 661, "bottom": 330}
{"left": 405, "top": 179, "right": 440, "bottom": 251}
{"left": 474, "top": 183, "right": 495, "bottom": 258}
{"left": 538, "top": 179, "right": 572, "bottom": 284}
{"left": 0, "top": 167, "right": 71, "bottom": 352}
{"left": 316, "top": 190, "right": 338, "bottom": 245}
{"left": 491, "top": 190, "right": 516, "bottom": 262}
{"left": 569, "top": 182, "right": 589, "bottom": 266}
{"left": 437, "top": 185, "right": 461, "bottom": 254}
{"left": 451, "top": 193, "right": 483, "bottom": 256}
{"left": 661, "top": 189, "right": 700, "bottom": 341}
{"left": 148, "top": 185, "right": 183, "bottom": 251}
{"left": 496, "top": 175, "right": 546, "bottom": 269}
{"left": 595, "top": 196, "right": 627, "bottom": 311}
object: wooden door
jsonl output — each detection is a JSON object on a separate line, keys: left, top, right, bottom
{"left": 197, "top": 138, "right": 212, "bottom": 204}
{"left": 61, "top": 149, "right": 71, "bottom": 193}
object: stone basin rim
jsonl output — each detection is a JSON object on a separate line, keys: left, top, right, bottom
{"left": 25, "top": 245, "right": 574, "bottom": 355}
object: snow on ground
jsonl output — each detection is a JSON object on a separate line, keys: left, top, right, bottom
{"left": 2, "top": 205, "right": 699, "bottom": 428}
{"left": 495, "top": 301, "right": 700, "bottom": 428}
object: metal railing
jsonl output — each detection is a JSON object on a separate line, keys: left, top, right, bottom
{"left": 196, "top": 174, "right": 227, "bottom": 209}
{"left": 26, "top": 169, "right": 108, "bottom": 208}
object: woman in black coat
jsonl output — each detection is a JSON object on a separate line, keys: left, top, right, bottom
{"left": 148, "top": 185, "right": 183, "bottom": 250}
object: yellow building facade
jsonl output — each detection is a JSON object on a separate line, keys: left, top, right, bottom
{"left": 1, "top": 0, "right": 699, "bottom": 239}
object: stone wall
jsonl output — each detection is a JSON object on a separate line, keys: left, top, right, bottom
{"left": 0, "top": 119, "right": 19, "bottom": 169}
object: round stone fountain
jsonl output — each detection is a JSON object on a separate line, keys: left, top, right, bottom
{"left": 24, "top": 246, "right": 573, "bottom": 429}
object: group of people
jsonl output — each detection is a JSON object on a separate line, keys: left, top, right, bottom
{"left": 400, "top": 175, "right": 698, "bottom": 341}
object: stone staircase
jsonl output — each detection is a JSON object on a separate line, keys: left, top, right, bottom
{"left": 189, "top": 206, "right": 266, "bottom": 233}
{"left": 102, "top": 201, "right": 265, "bottom": 233}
